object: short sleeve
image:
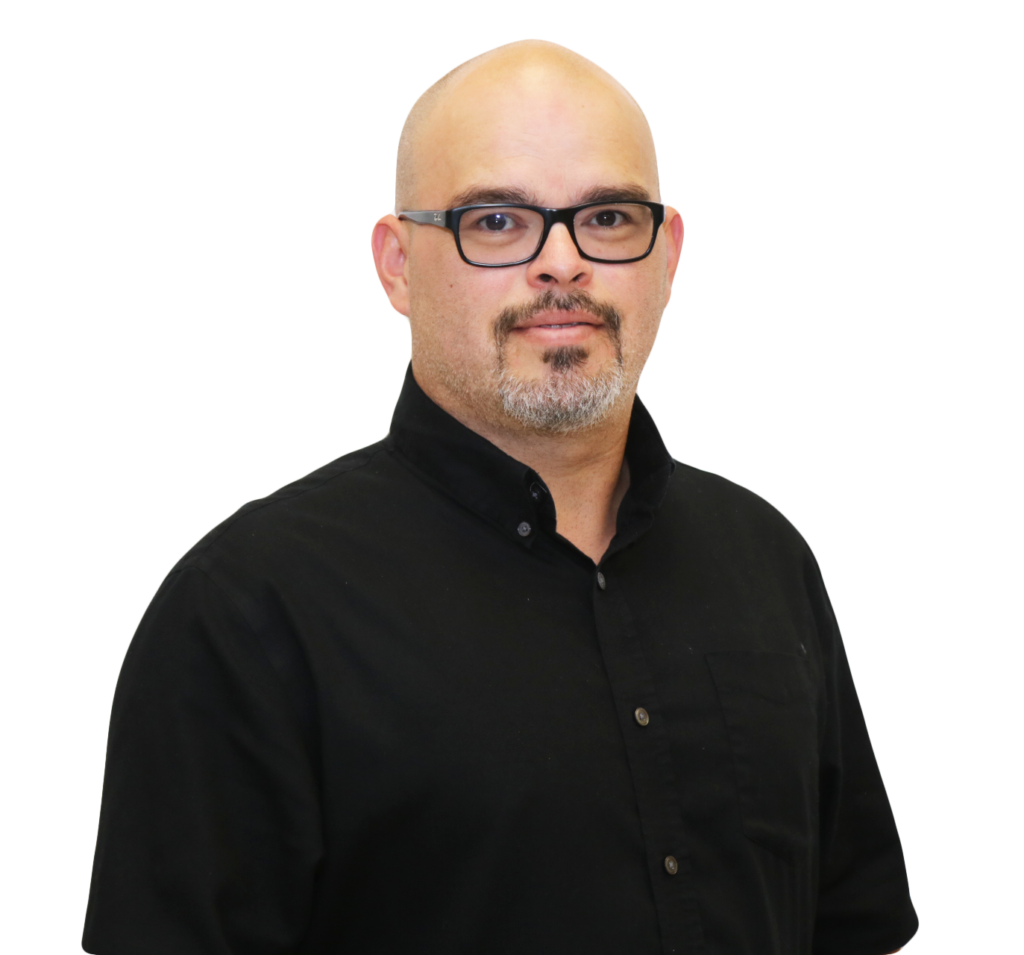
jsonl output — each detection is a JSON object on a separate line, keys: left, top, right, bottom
{"left": 808, "top": 557, "right": 919, "bottom": 954}
{"left": 83, "top": 566, "right": 324, "bottom": 955}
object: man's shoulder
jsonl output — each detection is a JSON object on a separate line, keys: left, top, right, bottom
{"left": 664, "top": 460, "right": 811, "bottom": 555}
{"left": 171, "top": 438, "right": 401, "bottom": 577}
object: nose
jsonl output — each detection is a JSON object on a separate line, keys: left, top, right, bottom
{"left": 526, "top": 222, "right": 592, "bottom": 290}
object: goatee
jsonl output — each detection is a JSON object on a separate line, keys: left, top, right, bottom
{"left": 494, "top": 290, "right": 626, "bottom": 434}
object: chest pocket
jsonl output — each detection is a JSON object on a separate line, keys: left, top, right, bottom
{"left": 706, "top": 650, "right": 819, "bottom": 861}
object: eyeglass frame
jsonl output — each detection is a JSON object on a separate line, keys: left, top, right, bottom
{"left": 397, "top": 200, "right": 667, "bottom": 268}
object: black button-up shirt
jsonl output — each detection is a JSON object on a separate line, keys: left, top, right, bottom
{"left": 84, "top": 368, "right": 918, "bottom": 955}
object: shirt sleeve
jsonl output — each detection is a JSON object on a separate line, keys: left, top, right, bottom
{"left": 808, "top": 556, "right": 919, "bottom": 955}
{"left": 83, "top": 565, "right": 324, "bottom": 955}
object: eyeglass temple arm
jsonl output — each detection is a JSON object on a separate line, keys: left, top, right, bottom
{"left": 398, "top": 211, "right": 448, "bottom": 225}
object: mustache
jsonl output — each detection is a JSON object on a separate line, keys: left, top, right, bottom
{"left": 493, "top": 290, "right": 623, "bottom": 346}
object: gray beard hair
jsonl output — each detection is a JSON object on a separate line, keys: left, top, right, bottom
{"left": 494, "top": 291, "right": 626, "bottom": 435}
{"left": 498, "top": 357, "right": 625, "bottom": 434}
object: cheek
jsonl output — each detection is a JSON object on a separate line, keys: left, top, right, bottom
{"left": 607, "top": 263, "right": 668, "bottom": 362}
{"left": 408, "top": 252, "right": 516, "bottom": 360}
{"left": 408, "top": 246, "right": 464, "bottom": 340}
{"left": 408, "top": 239, "right": 457, "bottom": 304}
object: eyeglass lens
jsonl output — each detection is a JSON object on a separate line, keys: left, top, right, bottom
{"left": 458, "top": 203, "right": 655, "bottom": 265}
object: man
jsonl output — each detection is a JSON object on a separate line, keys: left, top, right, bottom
{"left": 83, "top": 41, "right": 917, "bottom": 955}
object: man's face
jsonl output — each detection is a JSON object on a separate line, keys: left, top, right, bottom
{"left": 379, "top": 62, "right": 682, "bottom": 434}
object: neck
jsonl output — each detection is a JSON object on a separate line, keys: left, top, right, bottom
{"left": 422, "top": 376, "right": 634, "bottom": 565}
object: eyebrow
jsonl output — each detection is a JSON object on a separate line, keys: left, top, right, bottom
{"left": 446, "top": 183, "right": 653, "bottom": 209}
{"left": 574, "top": 184, "right": 653, "bottom": 204}
{"left": 448, "top": 186, "right": 538, "bottom": 207}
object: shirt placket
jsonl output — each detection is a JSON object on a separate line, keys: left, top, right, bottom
{"left": 591, "top": 566, "right": 707, "bottom": 955}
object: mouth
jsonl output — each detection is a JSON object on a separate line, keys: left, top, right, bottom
{"left": 493, "top": 292, "right": 623, "bottom": 360}
{"left": 513, "top": 311, "right": 603, "bottom": 333}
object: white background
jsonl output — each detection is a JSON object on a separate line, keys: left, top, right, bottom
{"left": 2, "top": 1, "right": 1021, "bottom": 951}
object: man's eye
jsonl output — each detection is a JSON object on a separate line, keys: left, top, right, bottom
{"left": 482, "top": 214, "right": 513, "bottom": 231}
{"left": 591, "top": 210, "right": 625, "bottom": 227}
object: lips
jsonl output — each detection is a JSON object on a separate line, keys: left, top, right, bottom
{"left": 513, "top": 311, "right": 602, "bottom": 331}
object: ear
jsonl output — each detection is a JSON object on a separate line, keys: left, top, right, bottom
{"left": 661, "top": 207, "right": 684, "bottom": 304}
{"left": 371, "top": 215, "right": 412, "bottom": 317}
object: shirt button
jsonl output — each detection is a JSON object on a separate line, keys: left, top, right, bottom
{"left": 517, "top": 521, "right": 532, "bottom": 537}
{"left": 529, "top": 482, "right": 543, "bottom": 501}
{"left": 634, "top": 707, "right": 650, "bottom": 726}
{"left": 596, "top": 571, "right": 607, "bottom": 590}
{"left": 664, "top": 855, "right": 679, "bottom": 876}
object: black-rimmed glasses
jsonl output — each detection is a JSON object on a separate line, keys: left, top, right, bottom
{"left": 398, "top": 201, "right": 666, "bottom": 268}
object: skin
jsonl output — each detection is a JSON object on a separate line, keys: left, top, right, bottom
{"left": 372, "top": 41, "right": 684, "bottom": 564}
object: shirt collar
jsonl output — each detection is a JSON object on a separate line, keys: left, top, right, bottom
{"left": 387, "top": 365, "right": 675, "bottom": 557}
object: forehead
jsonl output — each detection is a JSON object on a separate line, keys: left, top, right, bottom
{"left": 414, "top": 70, "right": 658, "bottom": 208}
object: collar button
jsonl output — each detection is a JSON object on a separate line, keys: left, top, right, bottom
{"left": 517, "top": 521, "right": 532, "bottom": 537}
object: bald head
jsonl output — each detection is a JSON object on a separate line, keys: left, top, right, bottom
{"left": 395, "top": 40, "right": 658, "bottom": 212}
